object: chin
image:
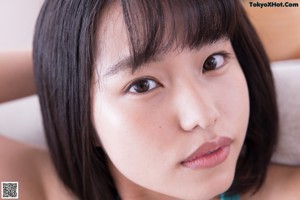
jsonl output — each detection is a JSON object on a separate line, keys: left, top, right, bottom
{"left": 185, "top": 168, "right": 235, "bottom": 200}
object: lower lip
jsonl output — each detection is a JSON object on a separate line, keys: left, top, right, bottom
{"left": 181, "top": 145, "right": 230, "bottom": 169}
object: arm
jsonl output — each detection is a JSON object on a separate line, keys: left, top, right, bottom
{"left": 0, "top": 50, "right": 35, "bottom": 103}
{"left": 0, "top": 135, "right": 75, "bottom": 200}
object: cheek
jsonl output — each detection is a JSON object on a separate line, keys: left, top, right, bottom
{"left": 220, "top": 76, "right": 249, "bottom": 119}
{"left": 92, "top": 94, "right": 175, "bottom": 182}
{"left": 215, "top": 65, "right": 250, "bottom": 146}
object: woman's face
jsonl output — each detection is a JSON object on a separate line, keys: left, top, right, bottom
{"left": 92, "top": 5, "right": 249, "bottom": 200}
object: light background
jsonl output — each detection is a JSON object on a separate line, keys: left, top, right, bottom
{"left": 0, "top": 0, "right": 45, "bottom": 148}
{"left": 0, "top": 0, "right": 44, "bottom": 50}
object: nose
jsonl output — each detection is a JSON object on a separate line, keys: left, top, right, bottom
{"left": 175, "top": 83, "right": 220, "bottom": 132}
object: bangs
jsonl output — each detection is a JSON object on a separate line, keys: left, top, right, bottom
{"left": 121, "top": 0, "right": 239, "bottom": 69}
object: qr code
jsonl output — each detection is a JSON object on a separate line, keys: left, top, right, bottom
{"left": 1, "top": 182, "right": 18, "bottom": 199}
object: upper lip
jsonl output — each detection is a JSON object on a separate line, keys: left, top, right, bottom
{"left": 181, "top": 137, "right": 233, "bottom": 163}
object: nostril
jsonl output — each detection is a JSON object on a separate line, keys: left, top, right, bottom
{"left": 174, "top": 84, "right": 220, "bottom": 132}
{"left": 177, "top": 96, "right": 220, "bottom": 132}
{"left": 179, "top": 112, "right": 218, "bottom": 132}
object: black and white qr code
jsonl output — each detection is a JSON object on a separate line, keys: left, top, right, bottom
{"left": 1, "top": 182, "right": 18, "bottom": 199}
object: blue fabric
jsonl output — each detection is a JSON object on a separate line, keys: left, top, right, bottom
{"left": 220, "top": 193, "right": 240, "bottom": 200}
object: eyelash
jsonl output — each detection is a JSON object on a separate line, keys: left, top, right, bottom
{"left": 125, "top": 77, "right": 161, "bottom": 94}
{"left": 125, "top": 52, "right": 230, "bottom": 94}
{"left": 202, "top": 51, "right": 230, "bottom": 73}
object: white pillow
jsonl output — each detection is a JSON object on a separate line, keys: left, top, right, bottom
{"left": 0, "top": 95, "right": 46, "bottom": 148}
{"left": 271, "top": 60, "right": 300, "bottom": 165}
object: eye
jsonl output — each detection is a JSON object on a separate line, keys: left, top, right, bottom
{"left": 127, "top": 78, "right": 160, "bottom": 94}
{"left": 203, "top": 53, "right": 228, "bottom": 73}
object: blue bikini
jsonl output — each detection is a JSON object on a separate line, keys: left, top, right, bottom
{"left": 220, "top": 193, "right": 240, "bottom": 200}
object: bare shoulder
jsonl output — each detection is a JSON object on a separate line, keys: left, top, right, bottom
{"left": 268, "top": 164, "right": 300, "bottom": 196}
{"left": 0, "top": 135, "right": 75, "bottom": 200}
{"left": 243, "top": 163, "right": 300, "bottom": 200}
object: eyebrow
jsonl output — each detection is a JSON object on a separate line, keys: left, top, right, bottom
{"left": 102, "top": 38, "right": 229, "bottom": 78}
{"left": 103, "top": 54, "right": 162, "bottom": 78}
{"left": 103, "top": 56, "right": 133, "bottom": 78}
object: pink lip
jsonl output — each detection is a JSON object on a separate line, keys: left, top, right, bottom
{"left": 181, "top": 137, "right": 232, "bottom": 169}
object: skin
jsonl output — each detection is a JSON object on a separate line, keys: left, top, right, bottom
{"left": 92, "top": 4, "right": 250, "bottom": 200}
{"left": 241, "top": 164, "right": 300, "bottom": 200}
{"left": 0, "top": 135, "right": 75, "bottom": 200}
{"left": 0, "top": 50, "right": 35, "bottom": 103}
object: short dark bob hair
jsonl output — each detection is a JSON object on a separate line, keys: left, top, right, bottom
{"left": 33, "top": 0, "right": 278, "bottom": 199}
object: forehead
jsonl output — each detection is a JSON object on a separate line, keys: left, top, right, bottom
{"left": 94, "top": 0, "right": 238, "bottom": 76}
{"left": 95, "top": 3, "right": 129, "bottom": 72}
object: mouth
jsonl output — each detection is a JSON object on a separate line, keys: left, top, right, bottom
{"left": 181, "top": 137, "right": 232, "bottom": 169}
